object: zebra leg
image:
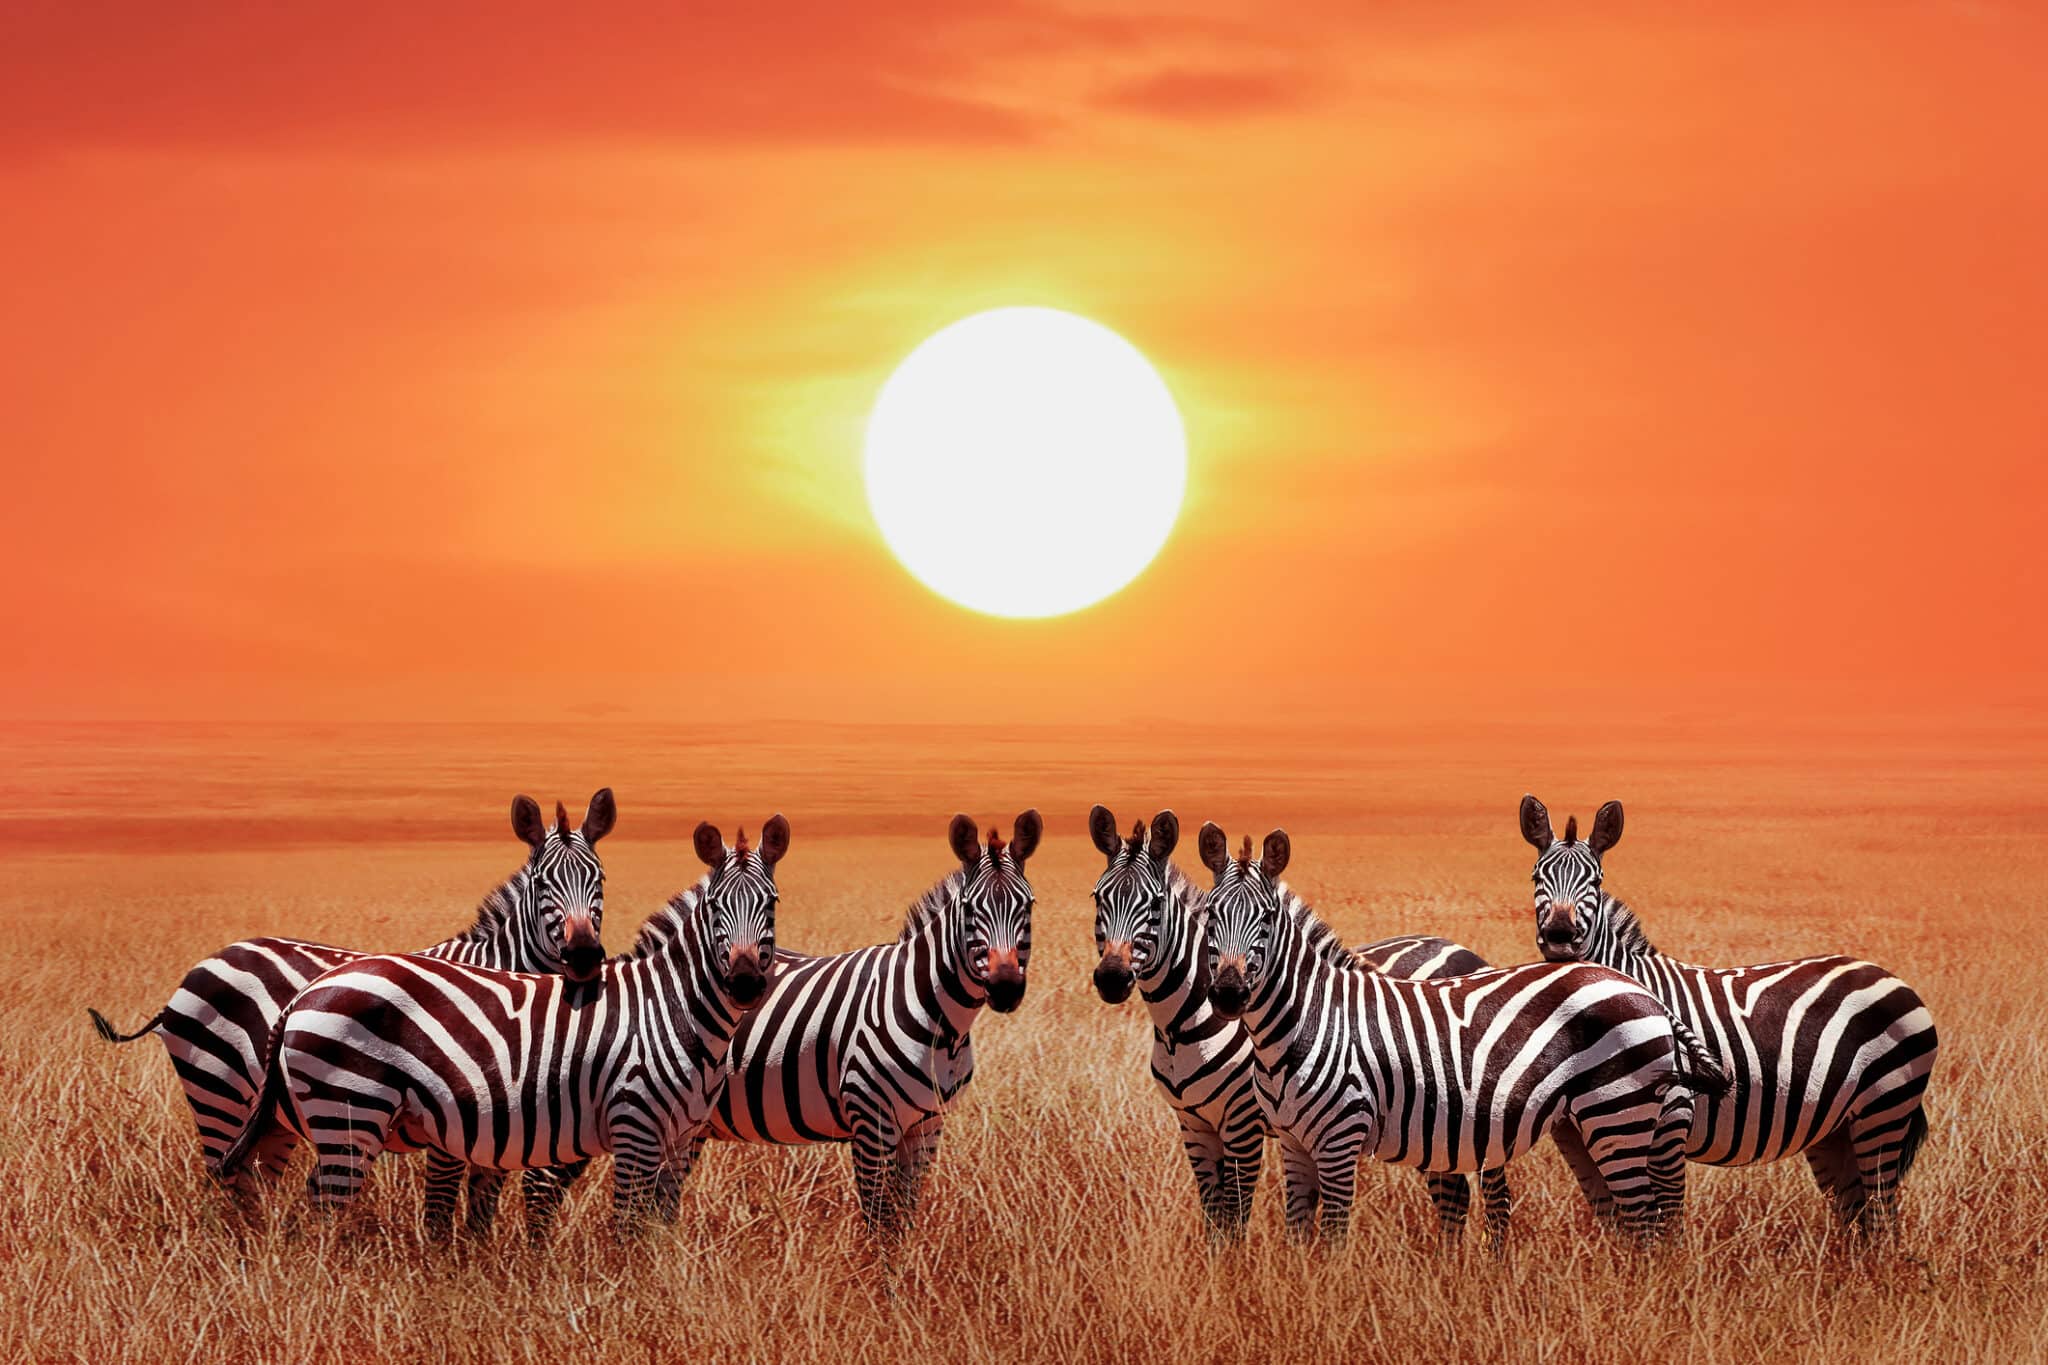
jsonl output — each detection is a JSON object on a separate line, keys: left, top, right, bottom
{"left": 521, "top": 1160, "right": 591, "bottom": 1244}
{"left": 422, "top": 1150, "right": 467, "bottom": 1242}
{"left": 463, "top": 1168, "right": 507, "bottom": 1240}
{"left": 892, "top": 1113, "right": 945, "bottom": 1230}
{"left": 1277, "top": 1138, "right": 1322, "bottom": 1241}
{"left": 1648, "top": 1088, "right": 1696, "bottom": 1240}
{"left": 1548, "top": 1120, "right": 1620, "bottom": 1229}
{"left": 1421, "top": 1171, "right": 1470, "bottom": 1245}
{"left": 1478, "top": 1166, "right": 1513, "bottom": 1253}
{"left": 850, "top": 1110, "right": 907, "bottom": 1241}
{"left": 304, "top": 1131, "right": 387, "bottom": 1216}
{"left": 654, "top": 1135, "right": 707, "bottom": 1224}
{"left": 1568, "top": 1097, "right": 1668, "bottom": 1242}
{"left": 610, "top": 1137, "right": 664, "bottom": 1240}
{"left": 1848, "top": 1098, "right": 1927, "bottom": 1238}
{"left": 1172, "top": 1112, "right": 1233, "bottom": 1236}
{"left": 1803, "top": 1126, "right": 1863, "bottom": 1227}
{"left": 1310, "top": 1134, "right": 1365, "bottom": 1243}
{"left": 1216, "top": 1130, "right": 1265, "bottom": 1240}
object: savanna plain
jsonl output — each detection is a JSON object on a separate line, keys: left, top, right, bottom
{"left": 5, "top": 719, "right": 2045, "bottom": 1363}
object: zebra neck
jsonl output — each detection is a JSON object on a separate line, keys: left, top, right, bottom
{"left": 903, "top": 915, "right": 984, "bottom": 1049}
{"left": 1588, "top": 893, "right": 1664, "bottom": 974}
{"left": 1137, "top": 906, "right": 1209, "bottom": 1038}
{"left": 614, "top": 900, "right": 743, "bottom": 1054}
{"left": 422, "top": 861, "right": 541, "bottom": 971}
{"left": 1234, "top": 913, "right": 1326, "bottom": 1060}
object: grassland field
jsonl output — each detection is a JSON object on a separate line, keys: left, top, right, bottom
{"left": 4, "top": 720, "right": 2045, "bottom": 1362}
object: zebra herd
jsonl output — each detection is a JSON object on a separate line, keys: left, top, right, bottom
{"left": 87, "top": 791, "right": 1937, "bottom": 1254}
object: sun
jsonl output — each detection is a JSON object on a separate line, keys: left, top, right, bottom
{"left": 863, "top": 307, "right": 1187, "bottom": 619}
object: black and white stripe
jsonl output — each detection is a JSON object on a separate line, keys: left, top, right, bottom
{"left": 87, "top": 790, "right": 615, "bottom": 1237}
{"left": 655, "top": 812, "right": 1041, "bottom": 1240}
{"left": 216, "top": 817, "right": 785, "bottom": 1238}
{"left": 1199, "top": 821, "right": 1714, "bottom": 1242}
{"left": 1086, "top": 806, "right": 1513, "bottom": 1243}
{"left": 1521, "top": 795, "right": 1938, "bottom": 1233}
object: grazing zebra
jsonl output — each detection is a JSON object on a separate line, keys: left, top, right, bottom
{"left": 87, "top": 790, "right": 614, "bottom": 1239}
{"left": 218, "top": 818, "right": 786, "bottom": 1239}
{"left": 653, "top": 812, "right": 1041, "bottom": 1241}
{"left": 1198, "top": 821, "right": 1724, "bottom": 1243}
{"left": 1087, "top": 806, "right": 1513, "bottom": 1245}
{"left": 1519, "top": 794, "right": 1939, "bottom": 1234}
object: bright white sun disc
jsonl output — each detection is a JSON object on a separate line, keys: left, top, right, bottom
{"left": 864, "top": 307, "right": 1186, "bottom": 618}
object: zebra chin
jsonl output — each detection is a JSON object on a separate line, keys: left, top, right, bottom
{"left": 564, "top": 943, "right": 606, "bottom": 983}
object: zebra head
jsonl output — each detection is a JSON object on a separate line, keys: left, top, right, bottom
{"left": 1520, "top": 794, "right": 1623, "bottom": 962}
{"left": 948, "top": 810, "right": 1041, "bottom": 1014}
{"left": 1088, "top": 805, "right": 1180, "bottom": 1005}
{"left": 511, "top": 788, "right": 614, "bottom": 983}
{"left": 1196, "top": 821, "right": 1291, "bottom": 1020}
{"left": 692, "top": 815, "right": 788, "bottom": 1009}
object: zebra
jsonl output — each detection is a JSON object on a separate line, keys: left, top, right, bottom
{"left": 217, "top": 817, "right": 786, "bottom": 1239}
{"left": 86, "top": 789, "right": 615, "bottom": 1240}
{"left": 1086, "top": 805, "right": 1513, "bottom": 1245}
{"left": 1197, "top": 820, "right": 1725, "bottom": 1243}
{"left": 1519, "top": 794, "right": 1939, "bottom": 1235}
{"left": 652, "top": 811, "right": 1041, "bottom": 1241}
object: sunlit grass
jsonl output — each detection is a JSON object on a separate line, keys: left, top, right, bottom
{"left": 8, "top": 783, "right": 2046, "bottom": 1362}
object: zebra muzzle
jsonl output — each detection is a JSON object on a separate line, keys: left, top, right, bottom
{"left": 1210, "top": 959, "right": 1250, "bottom": 1018}
{"left": 727, "top": 946, "right": 769, "bottom": 1007}
{"left": 1093, "top": 943, "right": 1135, "bottom": 1004}
{"left": 986, "top": 947, "right": 1027, "bottom": 1013}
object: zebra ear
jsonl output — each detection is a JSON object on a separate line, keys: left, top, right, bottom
{"left": 1011, "top": 810, "right": 1043, "bottom": 866}
{"left": 511, "top": 795, "right": 547, "bottom": 850}
{"left": 1198, "top": 822, "right": 1230, "bottom": 879}
{"left": 948, "top": 814, "right": 980, "bottom": 871}
{"left": 1149, "top": 810, "right": 1180, "bottom": 864}
{"left": 581, "top": 788, "right": 617, "bottom": 844}
{"left": 1519, "top": 795, "right": 1554, "bottom": 850}
{"left": 1589, "top": 800, "right": 1624, "bottom": 856}
{"left": 1089, "top": 805, "right": 1121, "bottom": 861}
{"left": 757, "top": 813, "right": 791, "bottom": 868}
{"left": 694, "top": 821, "right": 727, "bottom": 872}
{"left": 1261, "top": 829, "right": 1291, "bottom": 881}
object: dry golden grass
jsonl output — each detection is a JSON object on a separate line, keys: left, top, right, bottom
{"left": 7, "top": 728, "right": 2048, "bottom": 1363}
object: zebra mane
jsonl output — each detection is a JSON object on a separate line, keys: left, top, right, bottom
{"left": 1277, "top": 884, "right": 1370, "bottom": 972}
{"left": 898, "top": 869, "right": 968, "bottom": 944}
{"left": 631, "top": 870, "right": 713, "bottom": 960}
{"left": 1602, "top": 892, "right": 1658, "bottom": 956}
{"left": 446, "top": 863, "right": 526, "bottom": 945}
{"left": 1162, "top": 860, "right": 1204, "bottom": 920}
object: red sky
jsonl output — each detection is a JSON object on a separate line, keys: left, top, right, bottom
{"left": 4, "top": 2, "right": 2043, "bottom": 724}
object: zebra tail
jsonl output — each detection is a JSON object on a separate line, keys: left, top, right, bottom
{"left": 216, "top": 1012, "right": 292, "bottom": 1182}
{"left": 1898, "top": 1105, "right": 1930, "bottom": 1182}
{"left": 87, "top": 1007, "right": 166, "bottom": 1044}
{"left": 1669, "top": 1014, "right": 1731, "bottom": 1097}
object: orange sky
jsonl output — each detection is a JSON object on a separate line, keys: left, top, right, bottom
{"left": 4, "top": 2, "right": 2043, "bottom": 725}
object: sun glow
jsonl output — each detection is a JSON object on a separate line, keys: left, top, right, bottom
{"left": 863, "top": 307, "right": 1187, "bottom": 619}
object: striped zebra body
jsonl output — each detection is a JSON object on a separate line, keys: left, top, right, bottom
{"left": 87, "top": 790, "right": 614, "bottom": 1240}
{"left": 1087, "top": 807, "right": 1512, "bottom": 1244}
{"left": 659, "top": 812, "right": 1042, "bottom": 1239}
{"left": 1199, "top": 822, "right": 1701, "bottom": 1242}
{"left": 1521, "top": 795, "right": 1938, "bottom": 1233}
{"left": 217, "top": 817, "right": 784, "bottom": 1237}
